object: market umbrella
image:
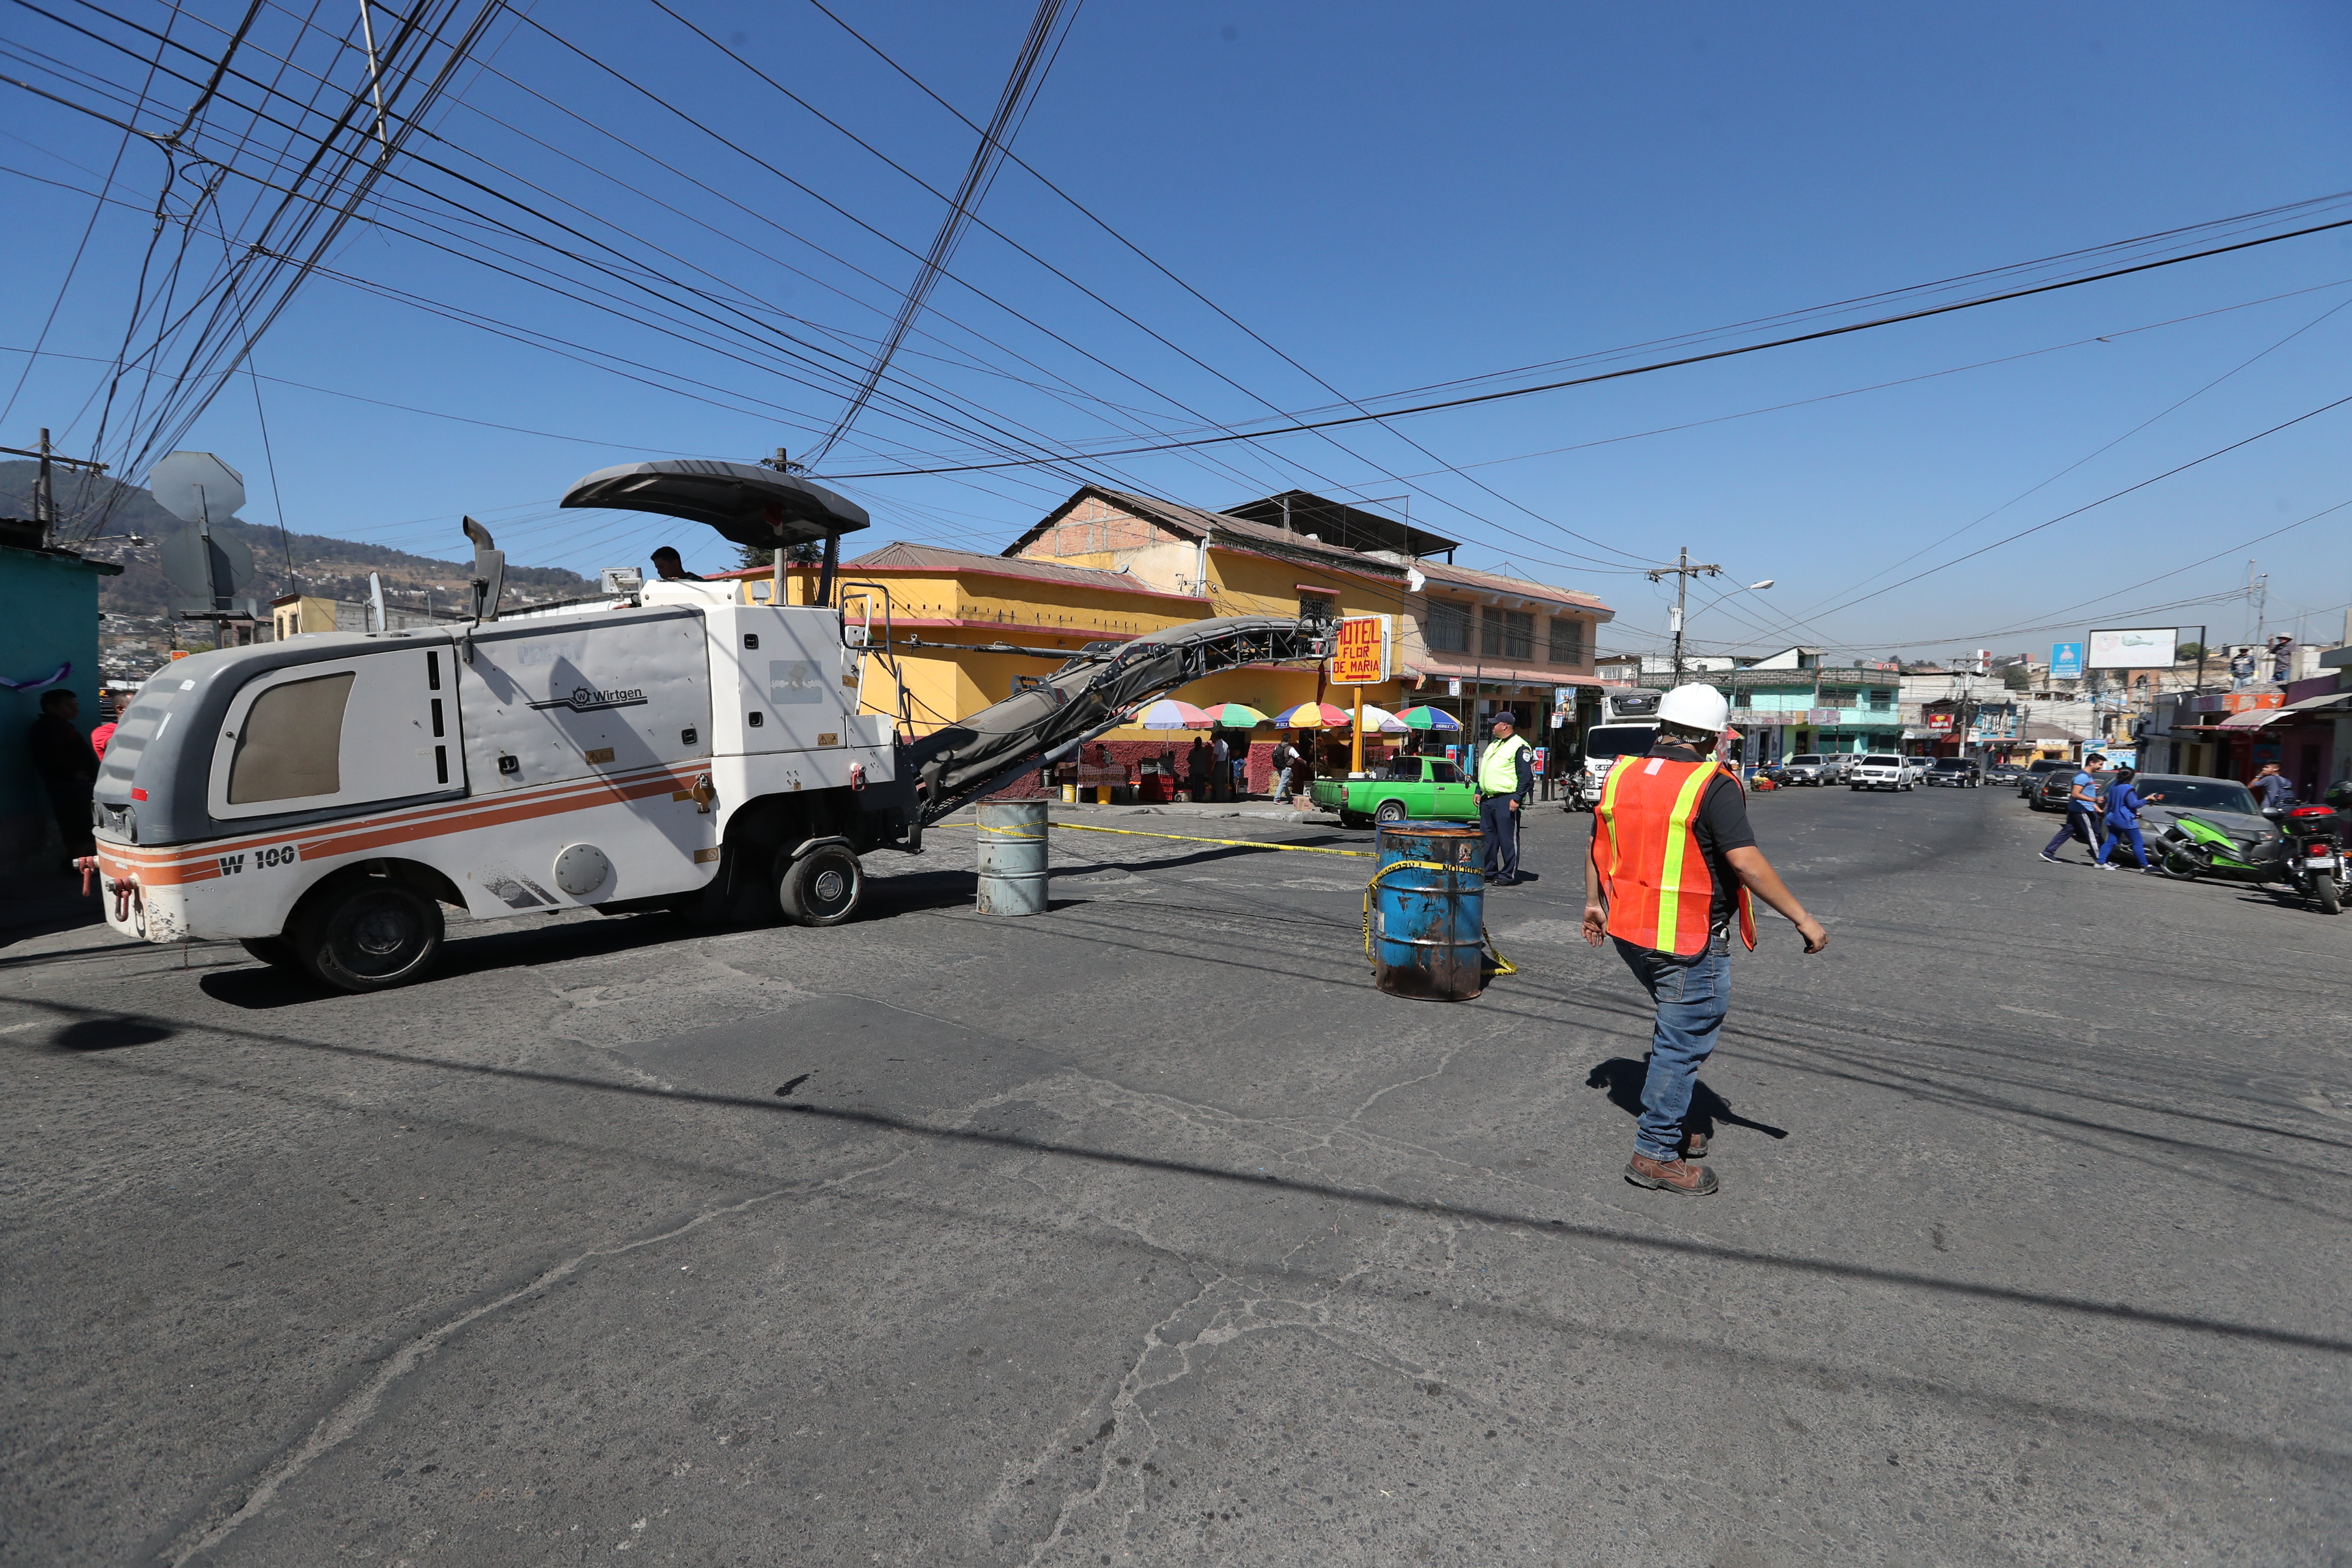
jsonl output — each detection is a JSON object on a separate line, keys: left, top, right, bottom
{"left": 1270, "top": 701, "right": 1351, "bottom": 728}
{"left": 1387, "top": 705, "right": 1462, "bottom": 731}
{"left": 1354, "top": 703, "right": 1401, "bottom": 731}
{"left": 1195, "top": 702, "right": 1272, "bottom": 727}
{"left": 1132, "top": 698, "right": 1212, "bottom": 730}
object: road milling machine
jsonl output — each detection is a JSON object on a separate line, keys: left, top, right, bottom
{"left": 87, "top": 460, "right": 1333, "bottom": 990}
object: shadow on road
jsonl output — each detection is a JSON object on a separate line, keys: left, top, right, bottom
{"left": 9, "top": 991, "right": 2344, "bottom": 1360}
{"left": 1584, "top": 1055, "right": 1791, "bottom": 1143}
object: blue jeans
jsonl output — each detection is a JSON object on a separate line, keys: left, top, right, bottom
{"left": 2098, "top": 820, "right": 2148, "bottom": 867}
{"left": 1613, "top": 936, "right": 1732, "bottom": 1159}
{"left": 1479, "top": 795, "right": 1520, "bottom": 878}
{"left": 2043, "top": 807, "right": 2100, "bottom": 858}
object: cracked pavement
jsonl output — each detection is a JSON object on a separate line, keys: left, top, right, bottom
{"left": 3, "top": 788, "right": 2348, "bottom": 1564}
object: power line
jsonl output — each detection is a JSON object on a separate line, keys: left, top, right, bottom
{"left": 823, "top": 214, "right": 2352, "bottom": 478}
{"left": 800, "top": 0, "right": 1079, "bottom": 463}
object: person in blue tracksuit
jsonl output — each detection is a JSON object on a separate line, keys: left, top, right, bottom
{"left": 2039, "top": 753, "right": 2107, "bottom": 864}
{"left": 2094, "top": 768, "right": 2153, "bottom": 872}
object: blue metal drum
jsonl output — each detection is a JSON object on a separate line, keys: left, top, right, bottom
{"left": 1370, "top": 822, "right": 1487, "bottom": 1000}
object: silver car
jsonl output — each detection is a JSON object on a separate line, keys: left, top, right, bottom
{"left": 1781, "top": 753, "right": 1830, "bottom": 785}
{"left": 2130, "top": 775, "right": 2276, "bottom": 853}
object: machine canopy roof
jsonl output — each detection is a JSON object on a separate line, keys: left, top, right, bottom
{"left": 559, "top": 459, "right": 870, "bottom": 550}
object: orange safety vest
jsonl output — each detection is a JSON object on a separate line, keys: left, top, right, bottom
{"left": 1593, "top": 756, "right": 1756, "bottom": 956}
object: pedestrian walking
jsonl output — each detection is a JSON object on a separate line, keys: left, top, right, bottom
{"left": 2252, "top": 761, "right": 2294, "bottom": 810}
{"left": 1468, "top": 712, "right": 1534, "bottom": 883}
{"left": 2038, "top": 752, "right": 2107, "bottom": 864}
{"left": 1185, "top": 737, "right": 1210, "bottom": 802}
{"left": 1584, "top": 684, "right": 1829, "bottom": 1194}
{"left": 29, "top": 687, "right": 98, "bottom": 867}
{"left": 1210, "top": 733, "right": 1231, "bottom": 802}
{"left": 2094, "top": 768, "right": 2153, "bottom": 871}
{"left": 1270, "top": 735, "right": 1301, "bottom": 806}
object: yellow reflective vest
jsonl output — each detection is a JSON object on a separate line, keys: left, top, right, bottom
{"left": 1475, "top": 733, "right": 1531, "bottom": 796}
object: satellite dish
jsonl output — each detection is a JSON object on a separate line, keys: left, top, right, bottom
{"left": 151, "top": 452, "right": 258, "bottom": 618}
{"left": 160, "top": 526, "right": 258, "bottom": 618}
{"left": 149, "top": 452, "right": 247, "bottom": 524}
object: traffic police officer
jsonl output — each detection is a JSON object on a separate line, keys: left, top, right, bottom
{"left": 1470, "top": 711, "right": 1535, "bottom": 884}
{"left": 1582, "top": 683, "right": 1829, "bottom": 1195}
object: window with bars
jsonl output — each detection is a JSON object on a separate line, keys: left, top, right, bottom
{"left": 1548, "top": 617, "right": 1584, "bottom": 666}
{"left": 1481, "top": 608, "right": 1534, "bottom": 660}
{"left": 1426, "top": 599, "right": 1471, "bottom": 653}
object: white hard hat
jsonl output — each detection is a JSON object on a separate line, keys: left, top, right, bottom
{"left": 1656, "top": 682, "right": 1730, "bottom": 732}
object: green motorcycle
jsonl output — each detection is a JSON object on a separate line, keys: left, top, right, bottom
{"left": 2154, "top": 809, "right": 2346, "bottom": 915}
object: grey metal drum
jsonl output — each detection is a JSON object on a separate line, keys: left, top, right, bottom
{"left": 975, "top": 800, "right": 1050, "bottom": 915}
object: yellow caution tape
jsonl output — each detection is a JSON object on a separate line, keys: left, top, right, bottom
{"left": 946, "top": 819, "right": 1373, "bottom": 857}
{"left": 944, "top": 817, "right": 1515, "bottom": 983}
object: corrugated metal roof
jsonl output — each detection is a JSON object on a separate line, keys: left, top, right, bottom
{"left": 1412, "top": 559, "right": 1611, "bottom": 613}
{"left": 848, "top": 539, "right": 1198, "bottom": 598}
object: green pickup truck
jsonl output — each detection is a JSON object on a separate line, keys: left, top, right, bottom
{"left": 1310, "top": 755, "right": 1478, "bottom": 828}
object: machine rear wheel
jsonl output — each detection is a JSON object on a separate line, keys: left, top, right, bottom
{"left": 1374, "top": 799, "right": 1410, "bottom": 825}
{"left": 294, "top": 881, "right": 443, "bottom": 992}
{"left": 1339, "top": 810, "right": 1371, "bottom": 829}
{"left": 2155, "top": 850, "right": 2200, "bottom": 880}
{"left": 2319, "top": 875, "right": 2343, "bottom": 916}
{"left": 779, "top": 844, "right": 863, "bottom": 927}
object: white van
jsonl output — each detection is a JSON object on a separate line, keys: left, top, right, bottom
{"left": 1850, "top": 754, "right": 1910, "bottom": 792}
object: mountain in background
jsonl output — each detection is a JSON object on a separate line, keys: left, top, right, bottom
{"left": 0, "top": 460, "right": 593, "bottom": 616}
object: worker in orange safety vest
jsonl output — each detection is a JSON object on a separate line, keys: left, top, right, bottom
{"left": 1583, "top": 682, "right": 1830, "bottom": 1195}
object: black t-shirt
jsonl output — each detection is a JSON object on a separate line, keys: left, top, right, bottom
{"left": 1643, "top": 741, "right": 1755, "bottom": 932}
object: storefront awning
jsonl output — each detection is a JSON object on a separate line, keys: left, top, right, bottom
{"left": 2208, "top": 691, "right": 2349, "bottom": 730}
{"left": 1405, "top": 663, "right": 1620, "bottom": 692}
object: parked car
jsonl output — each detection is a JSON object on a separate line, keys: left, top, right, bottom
{"left": 1925, "top": 758, "right": 1983, "bottom": 788}
{"left": 1781, "top": 753, "right": 1831, "bottom": 786}
{"left": 1985, "top": 761, "right": 2026, "bottom": 785}
{"left": 1311, "top": 754, "right": 1475, "bottom": 828}
{"left": 1850, "top": 754, "right": 1910, "bottom": 792}
{"left": 2130, "top": 775, "right": 2267, "bottom": 845}
{"left": 2032, "top": 767, "right": 2102, "bottom": 813}
{"left": 2016, "top": 758, "right": 2075, "bottom": 800}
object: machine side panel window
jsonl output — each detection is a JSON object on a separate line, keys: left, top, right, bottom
{"left": 227, "top": 673, "right": 354, "bottom": 803}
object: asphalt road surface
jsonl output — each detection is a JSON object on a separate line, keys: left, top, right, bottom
{"left": 5, "top": 782, "right": 2348, "bottom": 1566}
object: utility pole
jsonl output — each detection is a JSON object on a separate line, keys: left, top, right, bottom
{"left": 1647, "top": 545, "right": 1721, "bottom": 683}
{"left": 1, "top": 428, "right": 109, "bottom": 548}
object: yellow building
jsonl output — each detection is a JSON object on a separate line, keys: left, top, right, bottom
{"left": 717, "top": 486, "right": 1617, "bottom": 793}
{"left": 1010, "top": 487, "right": 1616, "bottom": 736}
{"left": 714, "top": 544, "right": 1212, "bottom": 739}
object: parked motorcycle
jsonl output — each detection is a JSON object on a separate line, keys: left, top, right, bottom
{"left": 2154, "top": 804, "right": 2346, "bottom": 915}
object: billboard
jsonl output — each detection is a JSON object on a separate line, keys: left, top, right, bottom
{"left": 1327, "top": 614, "right": 1391, "bottom": 684}
{"left": 2049, "top": 642, "right": 2084, "bottom": 680}
{"left": 2087, "top": 627, "right": 2177, "bottom": 670}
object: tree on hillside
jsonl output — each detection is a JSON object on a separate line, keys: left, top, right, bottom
{"left": 2175, "top": 641, "right": 2206, "bottom": 661}
{"left": 2001, "top": 663, "right": 2032, "bottom": 691}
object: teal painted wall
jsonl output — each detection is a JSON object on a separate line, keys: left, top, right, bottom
{"left": 2, "top": 545, "right": 115, "bottom": 867}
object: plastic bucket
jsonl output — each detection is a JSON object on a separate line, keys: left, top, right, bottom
{"left": 1370, "top": 822, "right": 1487, "bottom": 1000}
{"left": 975, "top": 800, "right": 1049, "bottom": 915}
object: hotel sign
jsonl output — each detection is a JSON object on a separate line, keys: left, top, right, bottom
{"left": 1328, "top": 615, "right": 1391, "bottom": 684}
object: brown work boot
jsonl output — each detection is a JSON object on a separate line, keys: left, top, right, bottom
{"left": 1682, "top": 1130, "right": 1710, "bottom": 1160}
{"left": 1625, "top": 1151, "right": 1719, "bottom": 1195}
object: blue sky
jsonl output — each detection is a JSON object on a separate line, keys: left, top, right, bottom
{"left": 6, "top": 0, "right": 2348, "bottom": 661}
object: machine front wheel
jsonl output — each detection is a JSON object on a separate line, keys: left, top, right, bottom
{"left": 294, "top": 881, "right": 444, "bottom": 992}
{"left": 779, "top": 844, "right": 863, "bottom": 927}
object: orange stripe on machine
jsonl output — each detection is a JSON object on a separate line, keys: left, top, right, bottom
{"left": 96, "top": 765, "right": 703, "bottom": 887}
